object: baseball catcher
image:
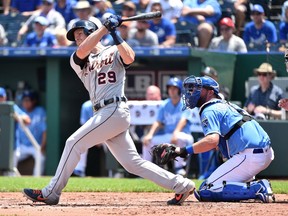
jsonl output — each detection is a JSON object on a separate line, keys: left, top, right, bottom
{"left": 153, "top": 75, "right": 275, "bottom": 203}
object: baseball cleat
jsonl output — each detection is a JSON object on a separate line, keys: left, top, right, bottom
{"left": 23, "top": 189, "right": 59, "bottom": 205}
{"left": 167, "top": 181, "right": 195, "bottom": 205}
{"left": 256, "top": 179, "right": 275, "bottom": 203}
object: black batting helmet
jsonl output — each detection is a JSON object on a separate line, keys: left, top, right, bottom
{"left": 66, "top": 20, "right": 98, "bottom": 41}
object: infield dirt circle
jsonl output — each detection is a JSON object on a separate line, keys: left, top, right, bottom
{"left": 0, "top": 192, "right": 288, "bottom": 216}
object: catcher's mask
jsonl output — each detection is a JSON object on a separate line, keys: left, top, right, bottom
{"left": 166, "top": 77, "right": 183, "bottom": 95}
{"left": 66, "top": 20, "right": 98, "bottom": 41}
{"left": 182, "top": 75, "right": 220, "bottom": 110}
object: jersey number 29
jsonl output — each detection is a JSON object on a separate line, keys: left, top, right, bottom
{"left": 98, "top": 71, "right": 116, "bottom": 85}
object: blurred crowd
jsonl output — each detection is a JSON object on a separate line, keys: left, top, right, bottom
{"left": 0, "top": 0, "right": 287, "bottom": 52}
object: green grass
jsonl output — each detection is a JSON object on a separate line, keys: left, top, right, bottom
{"left": 0, "top": 177, "right": 287, "bottom": 194}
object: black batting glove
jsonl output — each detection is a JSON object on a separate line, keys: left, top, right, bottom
{"left": 103, "top": 15, "right": 122, "bottom": 32}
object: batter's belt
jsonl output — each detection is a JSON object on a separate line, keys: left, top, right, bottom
{"left": 93, "top": 96, "right": 127, "bottom": 112}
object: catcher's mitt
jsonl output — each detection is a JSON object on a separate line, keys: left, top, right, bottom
{"left": 151, "top": 143, "right": 179, "bottom": 165}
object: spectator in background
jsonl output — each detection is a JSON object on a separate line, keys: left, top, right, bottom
{"left": 17, "top": 90, "right": 47, "bottom": 176}
{"left": 92, "top": 0, "right": 115, "bottom": 21}
{"left": 209, "top": 17, "right": 247, "bottom": 53}
{"left": 142, "top": 77, "right": 194, "bottom": 176}
{"left": 22, "top": 16, "right": 57, "bottom": 47}
{"left": 10, "top": 0, "right": 42, "bottom": 17}
{"left": 122, "top": 1, "right": 137, "bottom": 18}
{"left": 233, "top": 0, "right": 247, "bottom": 36}
{"left": 135, "top": 0, "right": 150, "bottom": 14}
{"left": 148, "top": 2, "right": 176, "bottom": 47}
{"left": 17, "top": 0, "right": 66, "bottom": 42}
{"left": 234, "top": 0, "right": 271, "bottom": 37}
{"left": 244, "top": 63, "right": 283, "bottom": 120}
{"left": 0, "top": 23, "right": 8, "bottom": 46}
{"left": 0, "top": 87, "right": 31, "bottom": 173}
{"left": 180, "top": 0, "right": 222, "bottom": 49}
{"left": 145, "top": 0, "right": 183, "bottom": 23}
{"left": 243, "top": 4, "right": 278, "bottom": 51}
{"left": 279, "top": 1, "right": 288, "bottom": 51}
{"left": 2, "top": 0, "right": 11, "bottom": 15}
{"left": 121, "top": 1, "right": 137, "bottom": 28}
{"left": 67, "top": 0, "right": 102, "bottom": 31}
{"left": 55, "top": 0, "right": 77, "bottom": 26}
{"left": 54, "top": 28, "right": 73, "bottom": 47}
{"left": 200, "top": 66, "right": 230, "bottom": 100}
{"left": 146, "top": 85, "right": 162, "bottom": 101}
{"left": 129, "top": 20, "right": 159, "bottom": 47}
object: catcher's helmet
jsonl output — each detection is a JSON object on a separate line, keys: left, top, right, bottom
{"left": 166, "top": 77, "right": 183, "bottom": 94}
{"left": 66, "top": 20, "right": 98, "bottom": 41}
{"left": 182, "top": 75, "right": 220, "bottom": 109}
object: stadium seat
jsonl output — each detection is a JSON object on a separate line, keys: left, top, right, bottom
{"left": 174, "top": 20, "right": 197, "bottom": 46}
{"left": 0, "top": 13, "right": 28, "bottom": 47}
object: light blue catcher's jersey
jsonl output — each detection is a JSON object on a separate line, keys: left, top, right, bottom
{"left": 200, "top": 99, "right": 271, "bottom": 157}
{"left": 157, "top": 98, "right": 192, "bottom": 134}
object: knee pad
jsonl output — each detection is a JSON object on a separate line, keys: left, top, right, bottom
{"left": 195, "top": 181, "right": 265, "bottom": 202}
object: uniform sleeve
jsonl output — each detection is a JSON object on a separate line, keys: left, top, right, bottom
{"left": 70, "top": 52, "right": 88, "bottom": 76}
{"left": 201, "top": 109, "right": 221, "bottom": 136}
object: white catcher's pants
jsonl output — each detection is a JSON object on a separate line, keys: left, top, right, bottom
{"left": 206, "top": 146, "right": 274, "bottom": 187}
{"left": 42, "top": 102, "right": 193, "bottom": 203}
{"left": 142, "top": 133, "right": 194, "bottom": 169}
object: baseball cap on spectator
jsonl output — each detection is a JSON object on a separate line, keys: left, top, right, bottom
{"left": 123, "top": 1, "right": 136, "bottom": 11}
{"left": 219, "top": 17, "right": 235, "bottom": 29}
{"left": 34, "top": 16, "right": 49, "bottom": 26}
{"left": 251, "top": 4, "right": 264, "bottom": 14}
{"left": 73, "top": 1, "right": 91, "bottom": 10}
{"left": 0, "top": 87, "right": 6, "bottom": 97}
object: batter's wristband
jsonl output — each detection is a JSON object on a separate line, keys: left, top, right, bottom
{"left": 185, "top": 145, "right": 194, "bottom": 154}
{"left": 111, "top": 31, "right": 124, "bottom": 45}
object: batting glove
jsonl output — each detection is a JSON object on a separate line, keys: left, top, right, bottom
{"left": 103, "top": 15, "right": 122, "bottom": 31}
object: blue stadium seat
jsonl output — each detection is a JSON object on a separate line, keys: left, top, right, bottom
{"left": 174, "top": 20, "right": 197, "bottom": 46}
{"left": 0, "top": 13, "right": 28, "bottom": 47}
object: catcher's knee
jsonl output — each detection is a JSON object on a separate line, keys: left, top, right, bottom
{"left": 194, "top": 180, "right": 269, "bottom": 202}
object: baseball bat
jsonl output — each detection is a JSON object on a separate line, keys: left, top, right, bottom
{"left": 121, "top": 11, "right": 162, "bottom": 22}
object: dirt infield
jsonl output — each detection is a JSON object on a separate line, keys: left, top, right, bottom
{"left": 0, "top": 192, "right": 288, "bottom": 216}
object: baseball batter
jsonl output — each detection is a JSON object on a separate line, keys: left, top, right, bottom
{"left": 22, "top": 16, "right": 194, "bottom": 205}
{"left": 155, "top": 75, "right": 275, "bottom": 202}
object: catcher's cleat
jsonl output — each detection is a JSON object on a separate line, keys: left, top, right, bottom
{"left": 23, "top": 189, "right": 59, "bottom": 205}
{"left": 167, "top": 182, "right": 195, "bottom": 205}
{"left": 256, "top": 179, "right": 275, "bottom": 203}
